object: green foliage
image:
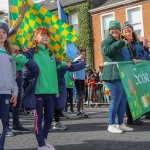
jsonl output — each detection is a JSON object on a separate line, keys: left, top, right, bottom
{"left": 54, "top": 2, "right": 93, "bottom": 67}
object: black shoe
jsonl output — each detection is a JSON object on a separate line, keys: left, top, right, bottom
{"left": 71, "top": 110, "right": 74, "bottom": 113}
{"left": 13, "top": 125, "right": 31, "bottom": 133}
{"left": 145, "top": 115, "right": 150, "bottom": 119}
{"left": 81, "top": 112, "right": 88, "bottom": 118}
{"left": 77, "top": 112, "right": 82, "bottom": 117}
{"left": 77, "top": 112, "right": 88, "bottom": 118}
{"left": 59, "top": 112, "right": 69, "bottom": 119}
{"left": 59, "top": 112, "right": 66, "bottom": 117}
{"left": 127, "top": 119, "right": 143, "bottom": 125}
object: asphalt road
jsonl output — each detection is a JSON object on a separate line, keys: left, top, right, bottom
{"left": 4, "top": 108, "right": 150, "bottom": 150}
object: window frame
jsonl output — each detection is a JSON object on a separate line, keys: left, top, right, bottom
{"left": 125, "top": 5, "right": 144, "bottom": 36}
{"left": 69, "top": 12, "right": 79, "bottom": 34}
{"left": 100, "top": 12, "right": 115, "bottom": 40}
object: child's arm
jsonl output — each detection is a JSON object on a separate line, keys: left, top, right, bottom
{"left": 11, "top": 59, "right": 18, "bottom": 107}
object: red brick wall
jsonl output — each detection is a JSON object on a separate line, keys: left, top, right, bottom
{"left": 92, "top": 15, "right": 103, "bottom": 70}
{"left": 91, "top": 1, "right": 150, "bottom": 71}
{"left": 142, "top": 2, "right": 150, "bottom": 45}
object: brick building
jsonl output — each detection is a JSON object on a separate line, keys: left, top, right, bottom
{"left": 90, "top": 0, "right": 150, "bottom": 70}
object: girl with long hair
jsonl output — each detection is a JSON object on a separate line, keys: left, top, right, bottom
{"left": 0, "top": 20, "right": 18, "bottom": 150}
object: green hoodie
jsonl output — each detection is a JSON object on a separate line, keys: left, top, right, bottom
{"left": 33, "top": 44, "right": 58, "bottom": 94}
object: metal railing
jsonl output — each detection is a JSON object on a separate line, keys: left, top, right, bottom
{"left": 72, "top": 82, "right": 110, "bottom": 107}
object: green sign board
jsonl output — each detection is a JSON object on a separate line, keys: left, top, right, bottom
{"left": 118, "top": 61, "right": 150, "bottom": 120}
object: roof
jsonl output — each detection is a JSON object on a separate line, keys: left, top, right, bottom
{"left": 89, "top": 0, "right": 137, "bottom": 12}
{"left": 89, "top": 0, "right": 126, "bottom": 9}
{"left": 38, "top": 0, "right": 86, "bottom": 11}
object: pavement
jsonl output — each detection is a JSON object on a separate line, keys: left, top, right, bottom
{"left": 3, "top": 108, "right": 150, "bottom": 150}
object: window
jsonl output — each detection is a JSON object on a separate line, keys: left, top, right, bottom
{"left": 126, "top": 6, "right": 143, "bottom": 36}
{"left": 69, "top": 13, "right": 79, "bottom": 34}
{"left": 101, "top": 13, "right": 115, "bottom": 40}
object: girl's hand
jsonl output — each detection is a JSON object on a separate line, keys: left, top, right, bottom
{"left": 138, "top": 37, "right": 148, "bottom": 47}
{"left": 10, "top": 95, "right": 17, "bottom": 107}
{"left": 132, "top": 59, "right": 138, "bottom": 64}
{"left": 66, "top": 63, "right": 71, "bottom": 68}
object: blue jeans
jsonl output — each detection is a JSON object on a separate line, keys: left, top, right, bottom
{"left": 6, "top": 71, "right": 22, "bottom": 128}
{"left": 106, "top": 80, "right": 127, "bottom": 125}
{"left": 0, "top": 94, "right": 11, "bottom": 150}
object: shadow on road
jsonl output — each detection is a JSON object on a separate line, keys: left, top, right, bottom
{"left": 6, "top": 139, "right": 150, "bottom": 150}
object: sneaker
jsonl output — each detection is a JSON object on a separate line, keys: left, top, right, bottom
{"left": 81, "top": 112, "right": 88, "bottom": 118}
{"left": 59, "top": 112, "right": 66, "bottom": 117}
{"left": 116, "top": 124, "right": 133, "bottom": 132}
{"left": 76, "top": 112, "right": 83, "bottom": 118}
{"left": 108, "top": 124, "right": 123, "bottom": 134}
{"left": 77, "top": 112, "right": 82, "bottom": 116}
{"left": 59, "top": 112, "right": 69, "bottom": 119}
{"left": 53, "top": 121, "right": 67, "bottom": 130}
{"left": 13, "top": 124, "right": 31, "bottom": 133}
{"left": 77, "top": 112, "right": 88, "bottom": 118}
{"left": 38, "top": 145, "right": 49, "bottom": 150}
{"left": 44, "top": 139, "right": 55, "bottom": 150}
{"left": 5, "top": 127, "right": 14, "bottom": 137}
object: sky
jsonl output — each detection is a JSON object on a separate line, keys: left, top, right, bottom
{"left": 0, "top": 0, "right": 44, "bottom": 12}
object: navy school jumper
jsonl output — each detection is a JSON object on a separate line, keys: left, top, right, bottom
{"left": 22, "top": 48, "right": 85, "bottom": 111}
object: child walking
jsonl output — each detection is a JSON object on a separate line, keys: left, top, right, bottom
{"left": 0, "top": 20, "right": 18, "bottom": 150}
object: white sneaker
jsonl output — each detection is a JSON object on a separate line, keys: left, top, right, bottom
{"left": 44, "top": 139, "right": 55, "bottom": 150}
{"left": 108, "top": 124, "right": 123, "bottom": 134}
{"left": 53, "top": 121, "right": 67, "bottom": 130}
{"left": 38, "top": 145, "right": 49, "bottom": 150}
{"left": 116, "top": 124, "right": 133, "bottom": 132}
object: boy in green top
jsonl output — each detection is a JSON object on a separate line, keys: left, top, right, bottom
{"left": 64, "top": 71, "right": 74, "bottom": 112}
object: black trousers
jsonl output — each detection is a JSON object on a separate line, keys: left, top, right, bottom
{"left": 74, "top": 80, "right": 85, "bottom": 112}
{"left": 126, "top": 102, "right": 133, "bottom": 123}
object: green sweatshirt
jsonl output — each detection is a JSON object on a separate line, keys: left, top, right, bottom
{"left": 14, "top": 54, "right": 29, "bottom": 71}
{"left": 33, "top": 44, "right": 58, "bottom": 94}
{"left": 64, "top": 71, "right": 74, "bottom": 88}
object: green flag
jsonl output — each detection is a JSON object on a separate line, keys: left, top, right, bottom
{"left": 118, "top": 61, "right": 150, "bottom": 120}
{"left": 9, "top": 0, "right": 78, "bottom": 60}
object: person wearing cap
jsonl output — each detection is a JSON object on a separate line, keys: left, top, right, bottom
{"left": 101, "top": 20, "right": 133, "bottom": 133}
{"left": 121, "top": 21, "right": 148, "bottom": 125}
{"left": 121, "top": 21, "right": 148, "bottom": 61}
